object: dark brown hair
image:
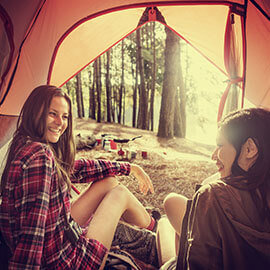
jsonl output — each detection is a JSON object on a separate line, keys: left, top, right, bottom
{"left": 219, "top": 108, "right": 270, "bottom": 220}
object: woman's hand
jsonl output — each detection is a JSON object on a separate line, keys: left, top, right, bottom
{"left": 130, "top": 164, "right": 154, "bottom": 195}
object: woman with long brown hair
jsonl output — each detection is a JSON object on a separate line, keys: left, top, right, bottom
{"left": 0, "top": 85, "right": 155, "bottom": 269}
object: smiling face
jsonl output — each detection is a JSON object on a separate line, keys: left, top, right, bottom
{"left": 212, "top": 130, "right": 237, "bottom": 178}
{"left": 46, "top": 96, "right": 69, "bottom": 143}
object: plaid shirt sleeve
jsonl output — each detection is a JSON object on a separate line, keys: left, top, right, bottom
{"left": 72, "top": 159, "right": 131, "bottom": 183}
{"left": 9, "top": 148, "right": 53, "bottom": 269}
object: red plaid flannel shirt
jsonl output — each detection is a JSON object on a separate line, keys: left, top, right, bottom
{"left": 0, "top": 138, "right": 130, "bottom": 269}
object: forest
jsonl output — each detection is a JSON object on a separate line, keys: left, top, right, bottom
{"left": 62, "top": 20, "right": 241, "bottom": 143}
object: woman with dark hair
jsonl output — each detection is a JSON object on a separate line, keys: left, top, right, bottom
{"left": 0, "top": 85, "right": 155, "bottom": 269}
{"left": 162, "top": 108, "right": 270, "bottom": 269}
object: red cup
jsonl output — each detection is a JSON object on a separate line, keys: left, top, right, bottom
{"left": 110, "top": 140, "right": 117, "bottom": 150}
{"left": 142, "top": 151, "right": 147, "bottom": 159}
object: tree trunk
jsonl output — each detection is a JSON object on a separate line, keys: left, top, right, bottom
{"left": 174, "top": 40, "right": 186, "bottom": 137}
{"left": 75, "top": 72, "right": 84, "bottom": 118}
{"left": 123, "top": 83, "right": 126, "bottom": 125}
{"left": 106, "top": 51, "right": 112, "bottom": 122}
{"left": 89, "top": 62, "right": 96, "bottom": 119}
{"left": 87, "top": 66, "right": 93, "bottom": 119}
{"left": 178, "top": 59, "right": 186, "bottom": 137}
{"left": 65, "top": 80, "right": 75, "bottom": 105}
{"left": 150, "top": 22, "right": 156, "bottom": 131}
{"left": 96, "top": 57, "right": 102, "bottom": 122}
{"left": 132, "top": 59, "right": 138, "bottom": 128}
{"left": 112, "top": 85, "right": 116, "bottom": 122}
{"left": 118, "top": 40, "right": 124, "bottom": 124}
{"left": 66, "top": 80, "right": 72, "bottom": 96}
{"left": 157, "top": 27, "right": 179, "bottom": 138}
{"left": 136, "top": 28, "right": 148, "bottom": 130}
{"left": 174, "top": 89, "right": 183, "bottom": 137}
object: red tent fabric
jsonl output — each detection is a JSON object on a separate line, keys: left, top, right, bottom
{"left": 0, "top": 0, "right": 270, "bottom": 150}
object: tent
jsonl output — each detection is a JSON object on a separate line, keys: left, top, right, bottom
{"left": 0, "top": 0, "right": 270, "bottom": 151}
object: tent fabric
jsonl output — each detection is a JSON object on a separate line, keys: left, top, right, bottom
{"left": 254, "top": 0, "right": 270, "bottom": 17}
{"left": 245, "top": 0, "right": 270, "bottom": 108}
{"left": 0, "top": 0, "right": 269, "bottom": 149}
{"left": 51, "top": 5, "right": 230, "bottom": 86}
{"left": 217, "top": 8, "right": 244, "bottom": 121}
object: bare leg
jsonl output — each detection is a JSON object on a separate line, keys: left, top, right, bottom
{"left": 86, "top": 184, "right": 151, "bottom": 269}
{"left": 120, "top": 190, "right": 151, "bottom": 228}
{"left": 71, "top": 177, "right": 119, "bottom": 226}
{"left": 156, "top": 216, "right": 176, "bottom": 266}
{"left": 71, "top": 177, "right": 151, "bottom": 228}
{"left": 163, "top": 193, "right": 188, "bottom": 254}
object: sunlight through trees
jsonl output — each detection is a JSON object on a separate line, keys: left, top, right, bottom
{"left": 63, "top": 22, "right": 233, "bottom": 145}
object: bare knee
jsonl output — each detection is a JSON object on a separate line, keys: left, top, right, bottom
{"left": 163, "top": 192, "right": 178, "bottom": 206}
{"left": 163, "top": 193, "right": 187, "bottom": 214}
{"left": 71, "top": 177, "right": 120, "bottom": 225}
{"left": 106, "top": 184, "right": 130, "bottom": 207}
{"left": 163, "top": 193, "right": 188, "bottom": 235}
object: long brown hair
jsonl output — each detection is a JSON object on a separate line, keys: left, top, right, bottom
{"left": 0, "top": 85, "right": 75, "bottom": 194}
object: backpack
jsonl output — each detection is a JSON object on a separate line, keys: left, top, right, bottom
{"left": 0, "top": 230, "right": 12, "bottom": 270}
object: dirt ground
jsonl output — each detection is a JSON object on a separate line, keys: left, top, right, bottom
{"left": 74, "top": 118, "right": 217, "bottom": 215}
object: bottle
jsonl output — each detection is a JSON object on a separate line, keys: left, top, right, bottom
{"left": 104, "top": 139, "right": 111, "bottom": 151}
